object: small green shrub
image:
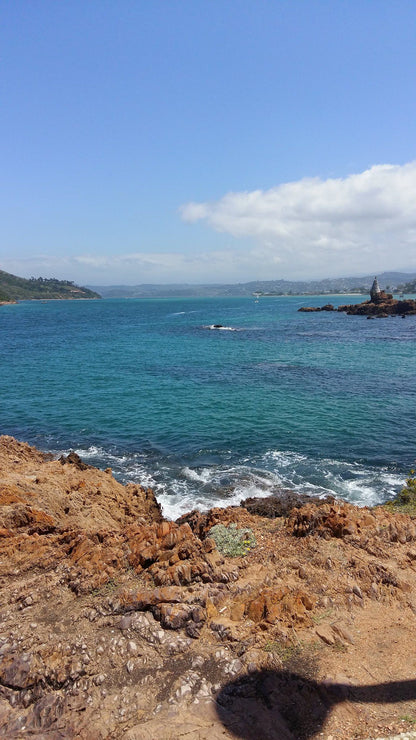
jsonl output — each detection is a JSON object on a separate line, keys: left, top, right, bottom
{"left": 311, "top": 608, "right": 333, "bottom": 625}
{"left": 383, "top": 471, "right": 416, "bottom": 515}
{"left": 401, "top": 715, "right": 416, "bottom": 725}
{"left": 208, "top": 523, "right": 256, "bottom": 557}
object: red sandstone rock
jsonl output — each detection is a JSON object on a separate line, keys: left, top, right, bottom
{"left": 2, "top": 436, "right": 416, "bottom": 739}
{"left": 287, "top": 501, "right": 416, "bottom": 542}
{"left": 246, "top": 586, "right": 313, "bottom": 626}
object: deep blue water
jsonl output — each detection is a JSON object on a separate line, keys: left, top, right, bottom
{"left": 1, "top": 296, "right": 415, "bottom": 518}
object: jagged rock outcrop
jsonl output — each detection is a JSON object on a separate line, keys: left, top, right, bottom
{"left": 241, "top": 490, "right": 335, "bottom": 518}
{"left": 2, "top": 436, "right": 416, "bottom": 739}
{"left": 0, "top": 435, "right": 162, "bottom": 531}
{"left": 287, "top": 500, "right": 416, "bottom": 543}
{"left": 299, "top": 295, "right": 416, "bottom": 317}
{"left": 338, "top": 296, "right": 416, "bottom": 316}
{"left": 298, "top": 304, "right": 335, "bottom": 313}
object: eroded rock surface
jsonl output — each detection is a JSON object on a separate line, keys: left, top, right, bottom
{"left": 1, "top": 436, "right": 416, "bottom": 739}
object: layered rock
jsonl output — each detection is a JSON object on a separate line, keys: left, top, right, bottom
{"left": 2, "top": 436, "right": 416, "bottom": 739}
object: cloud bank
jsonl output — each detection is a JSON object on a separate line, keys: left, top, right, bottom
{"left": 3, "top": 163, "right": 416, "bottom": 284}
{"left": 1, "top": 250, "right": 255, "bottom": 286}
{"left": 180, "top": 162, "right": 416, "bottom": 279}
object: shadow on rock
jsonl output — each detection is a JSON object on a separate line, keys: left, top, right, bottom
{"left": 215, "top": 669, "right": 416, "bottom": 740}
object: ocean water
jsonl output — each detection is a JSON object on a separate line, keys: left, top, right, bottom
{"left": 1, "top": 295, "right": 415, "bottom": 518}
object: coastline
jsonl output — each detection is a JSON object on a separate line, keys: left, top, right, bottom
{"left": 298, "top": 288, "right": 416, "bottom": 317}
{"left": 2, "top": 294, "right": 413, "bottom": 515}
{"left": 1, "top": 434, "right": 416, "bottom": 739}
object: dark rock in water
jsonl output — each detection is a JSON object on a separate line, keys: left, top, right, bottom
{"left": 176, "top": 506, "right": 243, "bottom": 538}
{"left": 339, "top": 297, "right": 416, "bottom": 317}
{"left": 240, "top": 491, "right": 335, "bottom": 519}
{"left": 59, "top": 451, "right": 91, "bottom": 470}
{"left": 299, "top": 279, "right": 416, "bottom": 317}
{"left": 298, "top": 304, "right": 334, "bottom": 313}
{"left": 300, "top": 296, "right": 416, "bottom": 318}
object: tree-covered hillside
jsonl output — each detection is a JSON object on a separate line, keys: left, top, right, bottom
{"left": 0, "top": 270, "right": 101, "bottom": 301}
{"left": 0, "top": 270, "right": 101, "bottom": 302}
{"left": 398, "top": 278, "right": 416, "bottom": 294}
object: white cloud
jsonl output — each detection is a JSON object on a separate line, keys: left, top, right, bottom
{"left": 3, "top": 163, "right": 416, "bottom": 284}
{"left": 180, "top": 162, "right": 416, "bottom": 278}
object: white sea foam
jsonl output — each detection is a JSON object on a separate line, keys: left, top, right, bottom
{"left": 264, "top": 450, "right": 308, "bottom": 467}
{"left": 167, "top": 310, "right": 199, "bottom": 316}
{"left": 73, "top": 446, "right": 129, "bottom": 465}
{"left": 74, "top": 445, "right": 103, "bottom": 458}
{"left": 182, "top": 467, "right": 212, "bottom": 483}
{"left": 154, "top": 466, "right": 285, "bottom": 519}
{"left": 259, "top": 451, "right": 405, "bottom": 508}
{"left": 202, "top": 325, "right": 238, "bottom": 331}
{"left": 55, "top": 443, "right": 407, "bottom": 521}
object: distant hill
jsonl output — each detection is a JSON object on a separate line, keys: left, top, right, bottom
{"left": 0, "top": 270, "right": 101, "bottom": 302}
{"left": 89, "top": 271, "right": 416, "bottom": 299}
{"left": 398, "top": 278, "right": 416, "bottom": 293}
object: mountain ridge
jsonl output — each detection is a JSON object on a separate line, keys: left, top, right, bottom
{"left": 88, "top": 271, "right": 416, "bottom": 298}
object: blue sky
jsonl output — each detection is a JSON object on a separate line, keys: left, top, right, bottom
{"left": 1, "top": 1, "right": 416, "bottom": 285}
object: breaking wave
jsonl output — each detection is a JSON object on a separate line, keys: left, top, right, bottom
{"left": 55, "top": 444, "right": 406, "bottom": 521}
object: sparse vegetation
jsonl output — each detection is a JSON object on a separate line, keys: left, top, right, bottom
{"left": 208, "top": 522, "right": 256, "bottom": 557}
{"left": 311, "top": 608, "right": 333, "bottom": 625}
{"left": 401, "top": 714, "right": 416, "bottom": 725}
{"left": 383, "top": 471, "right": 416, "bottom": 515}
{"left": 90, "top": 578, "right": 118, "bottom": 596}
{"left": 263, "top": 640, "right": 321, "bottom": 680}
{"left": 332, "top": 640, "right": 348, "bottom": 653}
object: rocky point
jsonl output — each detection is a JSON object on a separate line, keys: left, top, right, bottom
{"left": 298, "top": 286, "right": 416, "bottom": 318}
{"left": 1, "top": 435, "right": 416, "bottom": 739}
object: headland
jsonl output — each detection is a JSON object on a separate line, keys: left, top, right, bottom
{"left": 0, "top": 269, "right": 101, "bottom": 303}
{"left": 1, "top": 435, "right": 416, "bottom": 739}
{"left": 299, "top": 277, "right": 416, "bottom": 318}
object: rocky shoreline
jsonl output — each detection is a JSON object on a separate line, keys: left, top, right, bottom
{"left": 298, "top": 288, "right": 416, "bottom": 318}
{"left": 1, "top": 436, "right": 416, "bottom": 739}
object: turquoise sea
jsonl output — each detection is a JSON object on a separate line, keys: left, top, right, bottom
{"left": 1, "top": 295, "right": 415, "bottom": 518}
